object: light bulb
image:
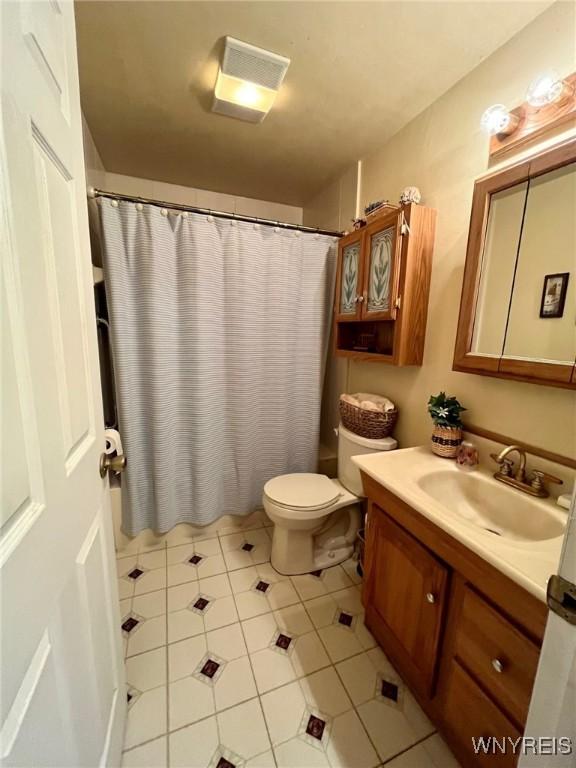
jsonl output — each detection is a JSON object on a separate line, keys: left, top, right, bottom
{"left": 526, "top": 71, "right": 564, "bottom": 107}
{"left": 480, "top": 104, "right": 515, "bottom": 136}
{"left": 234, "top": 82, "right": 260, "bottom": 107}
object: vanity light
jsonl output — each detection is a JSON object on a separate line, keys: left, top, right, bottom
{"left": 526, "top": 70, "right": 569, "bottom": 107}
{"left": 480, "top": 104, "right": 519, "bottom": 136}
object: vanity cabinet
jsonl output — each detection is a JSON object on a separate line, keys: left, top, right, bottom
{"left": 334, "top": 203, "right": 436, "bottom": 364}
{"left": 361, "top": 473, "right": 548, "bottom": 768}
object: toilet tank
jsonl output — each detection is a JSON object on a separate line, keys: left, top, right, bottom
{"left": 337, "top": 424, "right": 397, "bottom": 496}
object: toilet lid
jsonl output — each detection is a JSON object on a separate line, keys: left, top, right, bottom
{"left": 264, "top": 473, "right": 341, "bottom": 510}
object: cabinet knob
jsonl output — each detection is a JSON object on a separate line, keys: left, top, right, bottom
{"left": 425, "top": 592, "right": 436, "bottom": 604}
{"left": 491, "top": 658, "right": 504, "bottom": 674}
{"left": 357, "top": 295, "right": 364, "bottom": 303}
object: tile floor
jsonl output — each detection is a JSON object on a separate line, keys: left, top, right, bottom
{"left": 118, "top": 520, "right": 461, "bottom": 768}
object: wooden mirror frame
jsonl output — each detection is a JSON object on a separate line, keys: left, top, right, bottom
{"left": 453, "top": 137, "right": 576, "bottom": 390}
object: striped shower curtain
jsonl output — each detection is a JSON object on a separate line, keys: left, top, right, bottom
{"left": 99, "top": 199, "right": 337, "bottom": 536}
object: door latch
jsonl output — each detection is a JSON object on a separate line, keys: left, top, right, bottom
{"left": 547, "top": 574, "right": 576, "bottom": 626}
{"left": 99, "top": 452, "right": 127, "bottom": 478}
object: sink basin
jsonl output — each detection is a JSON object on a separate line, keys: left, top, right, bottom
{"left": 416, "top": 470, "right": 565, "bottom": 542}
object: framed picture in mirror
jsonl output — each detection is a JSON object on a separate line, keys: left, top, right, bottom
{"left": 540, "top": 273, "right": 569, "bottom": 318}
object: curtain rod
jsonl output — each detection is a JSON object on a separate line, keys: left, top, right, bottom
{"left": 89, "top": 188, "right": 343, "bottom": 238}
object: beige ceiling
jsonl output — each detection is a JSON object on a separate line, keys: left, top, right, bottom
{"left": 76, "top": 1, "right": 551, "bottom": 206}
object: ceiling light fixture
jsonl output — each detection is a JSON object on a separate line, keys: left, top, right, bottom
{"left": 212, "top": 37, "right": 290, "bottom": 123}
{"left": 480, "top": 104, "right": 519, "bottom": 136}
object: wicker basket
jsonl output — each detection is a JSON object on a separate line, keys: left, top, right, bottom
{"left": 339, "top": 398, "right": 398, "bottom": 439}
{"left": 430, "top": 425, "right": 463, "bottom": 458}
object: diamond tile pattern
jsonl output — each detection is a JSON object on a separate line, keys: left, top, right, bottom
{"left": 116, "top": 526, "right": 460, "bottom": 768}
{"left": 122, "top": 616, "right": 140, "bottom": 634}
{"left": 275, "top": 633, "right": 292, "bottom": 651}
{"left": 306, "top": 714, "right": 326, "bottom": 740}
{"left": 200, "top": 659, "right": 220, "bottom": 679}
{"left": 338, "top": 611, "right": 354, "bottom": 627}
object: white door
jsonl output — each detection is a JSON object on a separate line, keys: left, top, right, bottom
{"left": 521, "top": 490, "right": 576, "bottom": 767}
{"left": 1, "top": 1, "right": 125, "bottom": 766}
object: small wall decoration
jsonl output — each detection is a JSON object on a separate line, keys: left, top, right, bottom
{"left": 399, "top": 186, "right": 421, "bottom": 205}
{"left": 540, "top": 272, "right": 569, "bottom": 318}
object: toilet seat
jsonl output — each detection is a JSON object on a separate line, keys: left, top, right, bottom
{"left": 263, "top": 473, "right": 342, "bottom": 516}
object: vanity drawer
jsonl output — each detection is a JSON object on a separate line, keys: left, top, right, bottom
{"left": 443, "top": 661, "right": 521, "bottom": 768}
{"left": 454, "top": 586, "right": 540, "bottom": 726}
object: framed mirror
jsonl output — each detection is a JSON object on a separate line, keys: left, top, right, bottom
{"left": 453, "top": 138, "right": 576, "bottom": 389}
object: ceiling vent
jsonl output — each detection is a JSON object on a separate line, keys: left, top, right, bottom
{"left": 212, "top": 37, "right": 290, "bottom": 123}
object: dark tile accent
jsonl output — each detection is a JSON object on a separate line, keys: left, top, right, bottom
{"left": 311, "top": 570, "right": 323, "bottom": 578}
{"left": 275, "top": 633, "right": 292, "bottom": 651}
{"left": 127, "top": 692, "right": 133, "bottom": 703}
{"left": 189, "top": 555, "right": 203, "bottom": 565}
{"left": 194, "top": 597, "right": 209, "bottom": 611}
{"left": 216, "top": 759, "right": 235, "bottom": 768}
{"left": 338, "top": 612, "right": 354, "bottom": 627}
{"left": 200, "top": 659, "right": 220, "bottom": 679}
{"left": 122, "top": 617, "right": 139, "bottom": 633}
{"left": 127, "top": 567, "right": 144, "bottom": 580}
{"left": 381, "top": 679, "right": 399, "bottom": 702}
{"left": 306, "top": 714, "right": 326, "bottom": 741}
{"left": 242, "top": 543, "right": 254, "bottom": 552}
{"left": 255, "top": 580, "right": 269, "bottom": 593}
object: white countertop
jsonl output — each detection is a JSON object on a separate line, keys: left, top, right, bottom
{"left": 352, "top": 446, "right": 567, "bottom": 602}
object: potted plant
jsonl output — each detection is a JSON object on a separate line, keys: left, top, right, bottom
{"left": 427, "top": 392, "right": 466, "bottom": 458}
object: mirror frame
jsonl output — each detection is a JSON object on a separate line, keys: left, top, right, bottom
{"left": 453, "top": 137, "right": 576, "bottom": 389}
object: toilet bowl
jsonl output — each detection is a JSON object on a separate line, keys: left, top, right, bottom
{"left": 263, "top": 425, "right": 397, "bottom": 575}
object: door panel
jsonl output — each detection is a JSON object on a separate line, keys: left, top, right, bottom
{"left": 368, "top": 508, "right": 448, "bottom": 693}
{"left": 335, "top": 231, "right": 364, "bottom": 321}
{"left": 362, "top": 213, "right": 402, "bottom": 320}
{"left": 1, "top": 1, "right": 124, "bottom": 765}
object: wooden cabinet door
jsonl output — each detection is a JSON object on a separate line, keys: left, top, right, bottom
{"left": 360, "top": 211, "right": 403, "bottom": 320}
{"left": 334, "top": 230, "right": 364, "bottom": 321}
{"left": 365, "top": 507, "right": 448, "bottom": 695}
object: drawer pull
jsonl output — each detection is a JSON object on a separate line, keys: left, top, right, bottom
{"left": 426, "top": 592, "right": 436, "bottom": 604}
{"left": 491, "top": 658, "right": 504, "bottom": 674}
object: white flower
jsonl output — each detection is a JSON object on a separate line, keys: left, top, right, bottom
{"left": 436, "top": 407, "right": 450, "bottom": 418}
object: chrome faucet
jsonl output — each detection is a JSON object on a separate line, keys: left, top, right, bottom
{"left": 490, "top": 445, "right": 562, "bottom": 498}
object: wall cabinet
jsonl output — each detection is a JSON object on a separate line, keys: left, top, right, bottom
{"left": 334, "top": 203, "right": 436, "bottom": 364}
{"left": 361, "top": 473, "right": 547, "bottom": 768}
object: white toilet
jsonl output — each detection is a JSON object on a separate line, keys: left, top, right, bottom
{"left": 263, "top": 424, "right": 397, "bottom": 575}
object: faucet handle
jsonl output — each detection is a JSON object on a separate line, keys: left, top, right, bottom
{"left": 530, "top": 470, "right": 563, "bottom": 492}
{"left": 491, "top": 453, "right": 514, "bottom": 476}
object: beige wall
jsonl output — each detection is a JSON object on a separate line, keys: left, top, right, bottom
{"left": 305, "top": 2, "right": 576, "bottom": 459}
{"left": 100, "top": 172, "right": 303, "bottom": 225}
{"left": 82, "top": 113, "right": 106, "bottom": 189}
{"left": 305, "top": 163, "right": 359, "bottom": 452}
{"left": 81, "top": 113, "right": 303, "bottom": 224}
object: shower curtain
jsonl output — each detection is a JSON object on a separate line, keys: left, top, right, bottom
{"left": 99, "top": 199, "right": 337, "bottom": 536}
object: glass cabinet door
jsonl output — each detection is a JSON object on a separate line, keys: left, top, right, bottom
{"left": 363, "top": 215, "right": 401, "bottom": 320}
{"left": 337, "top": 238, "right": 362, "bottom": 319}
